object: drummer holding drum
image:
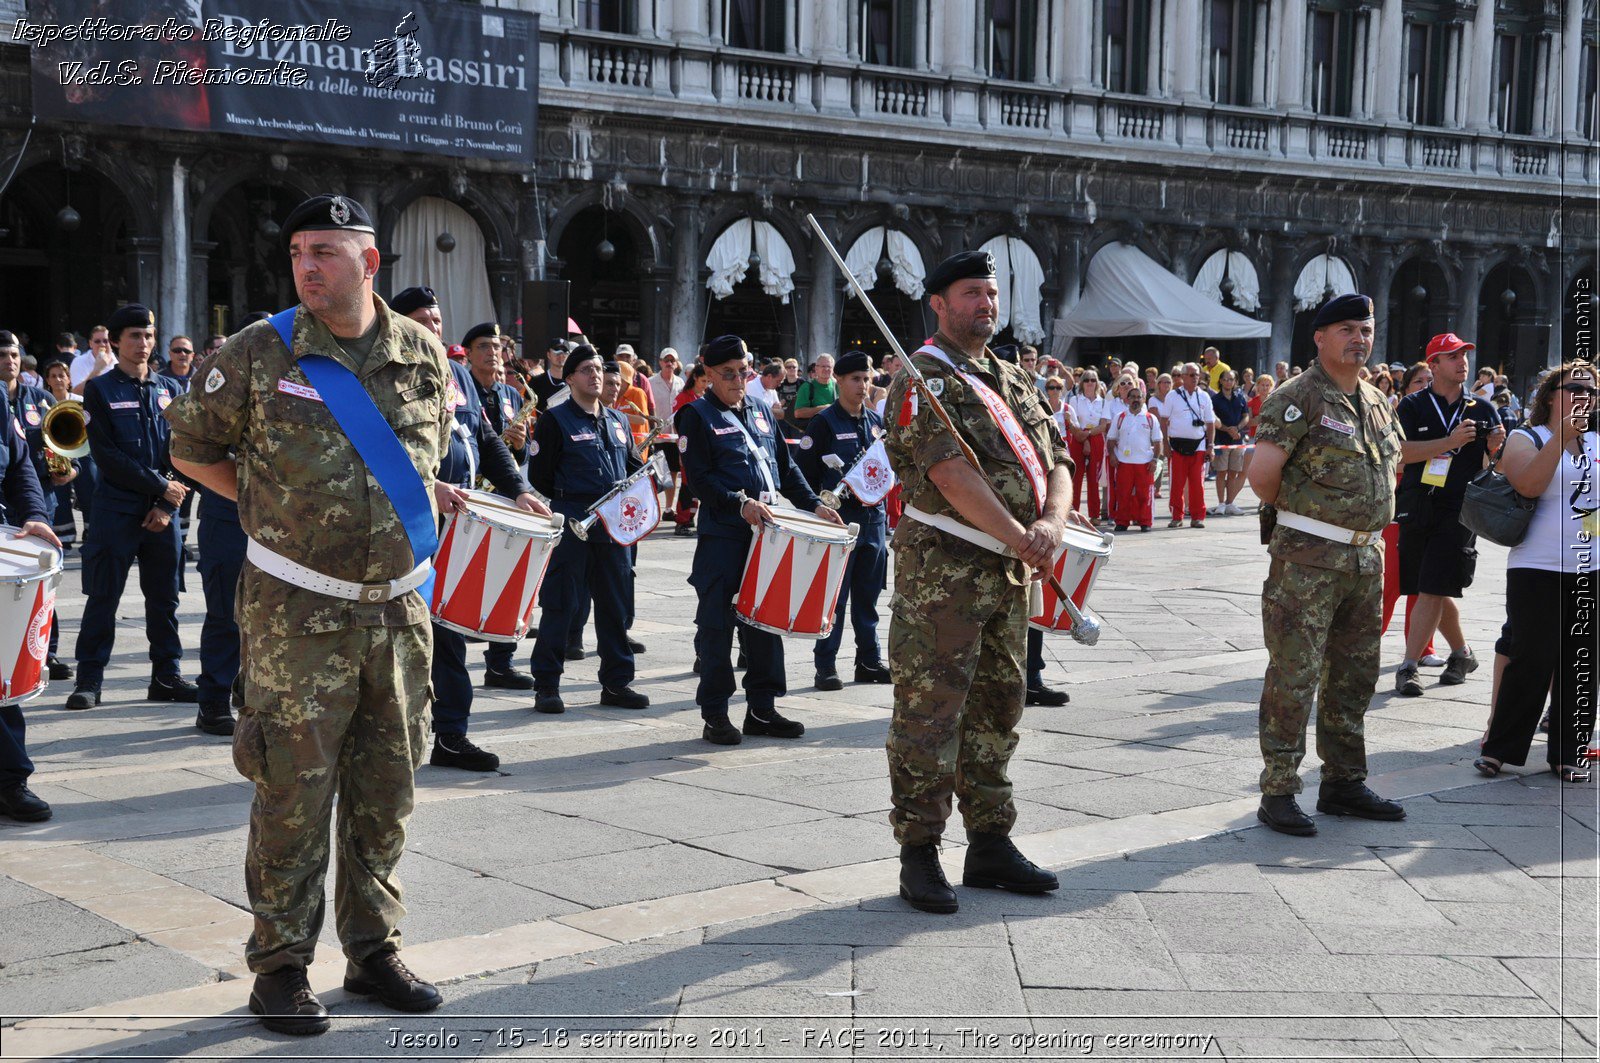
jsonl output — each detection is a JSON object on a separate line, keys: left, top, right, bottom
{"left": 525, "top": 343, "right": 651, "bottom": 715}
{"left": 678, "top": 335, "right": 842, "bottom": 746}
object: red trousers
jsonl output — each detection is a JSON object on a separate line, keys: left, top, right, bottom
{"left": 1381, "top": 522, "right": 1435, "bottom": 656}
{"left": 1168, "top": 449, "right": 1206, "bottom": 521}
{"left": 1111, "top": 462, "right": 1154, "bottom": 527}
{"left": 1069, "top": 435, "right": 1105, "bottom": 519}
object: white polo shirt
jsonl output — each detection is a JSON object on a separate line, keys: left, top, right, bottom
{"left": 1067, "top": 393, "right": 1110, "bottom": 435}
{"left": 1108, "top": 408, "right": 1162, "bottom": 464}
{"left": 1164, "top": 386, "right": 1215, "bottom": 450}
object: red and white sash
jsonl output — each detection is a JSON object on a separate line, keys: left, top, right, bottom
{"left": 915, "top": 344, "right": 1046, "bottom": 517}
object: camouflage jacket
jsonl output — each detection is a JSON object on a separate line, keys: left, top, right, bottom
{"left": 165, "top": 297, "right": 453, "bottom": 634}
{"left": 1255, "top": 360, "right": 1402, "bottom": 575}
{"left": 884, "top": 334, "right": 1069, "bottom": 584}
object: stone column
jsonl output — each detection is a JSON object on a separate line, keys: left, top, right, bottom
{"left": 1034, "top": 4, "right": 1051, "bottom": 84}
{"left": 1372, "top": 0, "right": 1403, "bottom": 121}
{"left": 807, "top": 208, "right": 841, "bottom": 358}
{"left": 157, "top": 157, "right": 190, "bottom": 341}
{"left": 1532, "top": 32, "right": 1553, "bottom": 134}
{"left": 1562, "top": 0, "right": 1585, "bottom": 134}
{"left": 667, "top": 195, "right": 705, "bottom": 357}
{"left": 1170, "top": 0, "right": 1202, "bottom": 100}
{"left": 1442, "top": 20, "right": 1461, "bottom": 126}
{"left": 942, "top": 0, "right": 978, "bottom": 75}
{"left": 128, "top": 237, "right": 162, "bottom": 309}
{"left": 671, "top": 0, "right": 708, "bottom": 42}
{"left": 487, "top": 256, "right": 519, "bottom": 328}
{"left": 1453, "top": 246, "right": 1487, "bottom": 342}
{"left": 1365, "top": 243, "right": 1398, "bottom": 366}
{"left": 1054, "top": 222, "right": 1086, "bottom": 361}
{"left": 189, "top": 240, "right": 215, "bottom": 341}
{"left": 637, "top": 0, "right": 658, "bottom": 39}
{"left": 912, "top": 0, "right": 929, "bottom": 69}
{"left": 1267, "top": 236, "right": 1299, "bottom": 369}
{"left": 1062, "top": 0, "right": 1092, "bottom": 87}
{"left": 1466, "top": 0, "right": 1495, "bottom": 130}
{"left": 1350, "top": 9, "right": 1369, "bottom": 116}
{"left": 1275, "top": 0, "right": 1307, "bottom": 110}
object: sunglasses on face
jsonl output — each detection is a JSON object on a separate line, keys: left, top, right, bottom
{"left": 170, "top": 347, "right": 192, "bottom": 355}
{"left": 1046, "top": 384, "right": 1064, "bottom": 391}
{"left": 1559, "top": 384, "right": 1597, "bottom": 396}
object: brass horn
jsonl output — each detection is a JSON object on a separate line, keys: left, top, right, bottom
{"left": 42, "top": 399, "right": 89, "bottom": 465}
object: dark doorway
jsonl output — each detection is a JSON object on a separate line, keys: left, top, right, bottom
{"left": 1477, "top": 261, "right": 1544, "bottom": 398}
{"left": 0, "top": 165, "right": 135, "bottom": 350}
{"left": 1387, "top": 258, "right": 1450, "bottom": 365}
{"left": 838, "top": 275, "right": 927, "bottom": 358}
{"left": 204, "top": 181, "right": 295, "bottom": 333}
{"left": 556, "top": 207, "right": 647, "bottom": 358}
{"left": 703, "top": 277, "right": 796, "bottom": 363}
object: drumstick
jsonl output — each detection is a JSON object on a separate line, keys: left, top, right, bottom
{"left": 804, "top": 213, "right": 1099, "bottom": 646}
{"left": 0, "top": 543, "right": 54, "bottom": 569}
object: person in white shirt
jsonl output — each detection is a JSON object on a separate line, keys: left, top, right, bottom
{"left": 745, "top": 360, "right": 783, "bottom": 410}
{"left": 1044, "top": 376, "right": 1077, "bottom": 438}
{"left": 70, "top": 325, "right": 114, "bottom": 394}
{"left": 1165, "top": 362, "right": 1216, "bottom": 528}
{"left": 1471, "top": 368, "right": 1497, "bottom": 402}
{"left": 1106, "top": 381, "right": 1163, "bottom": 531}
{"left": 1066, "top": 371, "right": 1110, "bottom": 522}
{"left": 649, "top": 348, "right": 687, "bottom": 513}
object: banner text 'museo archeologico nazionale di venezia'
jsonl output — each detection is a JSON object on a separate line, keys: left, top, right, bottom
{"left": 21, "top": 0, "right": 537, "bottom": 161}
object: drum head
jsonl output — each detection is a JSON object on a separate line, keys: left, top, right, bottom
{"left": 767, "top": 507, "right": 855, "bottom": 545}
{"left": 461, "top": 491, "right": 560, "bottom": 537}
{"left": 1058, "top": 524, "right": 1113, "bottom": 557}
{"left": 0, "top": 527, "right": 62, "bottom": 582}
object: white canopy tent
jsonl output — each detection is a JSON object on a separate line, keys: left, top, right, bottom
{"left": 842, "top": 226, "right": 926, "bottom": 300}
{"left": 705, "top": 218, "right": 797, "bottom": 303}
{"left": 1191, "top": 249, "right": 1263, "bottom": 313}
{"left": 1293, "top": 254, "right": 1359, "bottom": 312}
{"left": 1052, "top": 242, "right": 1272, "bottom": 350}
{"left": 978, "top": 235, "right": 1046, "bottom": 344}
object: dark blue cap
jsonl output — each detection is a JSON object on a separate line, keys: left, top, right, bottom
{"left": 282, "top": 194, "right": 375, "bottom": 247}
{"left": 461, "top": 322, "right": 503, "bottom": 347}
{"left": 835, "top": 351, "right": 873, "bottom": 376}
{"left": 1311, "top": 293, "right": 1375, "bottom": 329}
{"left": 702, "top": 335, "right": 750, "bottom": 367}
{"left": 390, "top": 286, "right": 438, "bottom": 316}
{"left": 107, "top": 303, "right": 154, "bottom": 339}
{"left": 925, "top": 250, "right": 996, "bottom": 297}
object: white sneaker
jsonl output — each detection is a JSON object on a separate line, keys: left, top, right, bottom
{"left": 1418, "top": 653, "right": 1448, "bottom": 667}
{"left": 1226, "top": 502, "right": 1245, "bottom": 516}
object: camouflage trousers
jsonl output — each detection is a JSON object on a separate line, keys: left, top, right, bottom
{"left": 1259, "top": 558, "right": 1380, "bottom": 796}
{"left": 887, "top": 524, "right": 1027, "bottom": 846}
{"left": 232, "top": 622, "right": 431, "bottom": 974}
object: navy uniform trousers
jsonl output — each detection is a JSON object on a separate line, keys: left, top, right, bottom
{"left": 813, "top": 516, "right": 886, "bottom": 673}
{"left": 531, "top": 499, "right": 634, "bottom": 692}
{"left": 195, "top": 493, "right": 245, "bottom": 710}
{"left": 75, "top": 512, "right": 182, "bottom": 688}
{"left": 691, "top": 528, "right": 785, "bottom": 719}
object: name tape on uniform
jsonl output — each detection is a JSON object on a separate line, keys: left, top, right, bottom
{"left": 277, "top": 379, "right": 323, "bottom": 403}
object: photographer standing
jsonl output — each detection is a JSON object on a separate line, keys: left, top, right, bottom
{"left": 1393, "top": 334, "right": 1504, "bottom": 697}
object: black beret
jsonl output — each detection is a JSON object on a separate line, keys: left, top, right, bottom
{"left": 601, "top": 360, "right": 622, "bottom": 374}
{"left": 107, "top": 303, "right": 155, "bottom": 338}
{"left": 548, "top": 337, "right": 570, "bottom": 352}
{"left": 390, "top": 286, "right": 438, "bottom": 316}
{"left": 238, "top": 311, "right": 272, "bottom": 327}
{"left": 702, "top": 335, "right": 750, "bottom": 367}
{"left": 282, "top": 193, "right": 374, "bottom": 246}
{"left": 835, "top": 351, "right": 873, "bottom": 376}
{"left": 565, "top": 343, "right": 602, "bottom": 375}
{"left": 925, "top": 250, "right": 996, "bottom": 297}
{"left": 461, "top": 322, "right": 503, "bottom": 347}
{"left": 990, "top": 343, "right": 1019, "bottom": 365}
{"left": 1311, "top": 293, "right": 1375, "bottom": 329}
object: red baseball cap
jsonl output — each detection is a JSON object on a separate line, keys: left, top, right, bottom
{"left": 447, "top": 344, "right": 467, "bottom": 361}
{"left": 1425, "top": 333, "right": 1475, "bottom": 361}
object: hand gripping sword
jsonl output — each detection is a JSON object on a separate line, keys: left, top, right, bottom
{"left": 804, "top": 213, "right": 1101, "bottom": 646}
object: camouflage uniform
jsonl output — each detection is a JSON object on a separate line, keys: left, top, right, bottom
{"left": 1254, "top": 361, "right": 1403, "bottom": 796}
{"left": 882, "top": 333, "right": 1069, "bottom": 845}
{"left": 165, "top": 298, "right": 451, "bottom": 974}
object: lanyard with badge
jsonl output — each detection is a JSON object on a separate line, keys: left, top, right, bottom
{"left": 1421, "top": 392, "right": 1463, "bottom": 488}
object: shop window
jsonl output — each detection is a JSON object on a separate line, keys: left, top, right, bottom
{"left": 990, "top": 0, "right": 1039, "bottom": 81}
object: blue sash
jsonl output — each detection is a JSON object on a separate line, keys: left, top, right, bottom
{"left": 269, "top": 308, "right": 437, "bottom": 600}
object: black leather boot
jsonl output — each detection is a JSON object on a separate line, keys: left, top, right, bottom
{"left": 899, "top": 842, "right": 958, "bottom": 914}
{"left": 248, "top": 968, "right": 330, "bottom": 1035}
{"left": 1257, "top": 794, "right": 1317, "bottom": 836}
{"left": 962, "top": 831, "right": 1058, "bottom": 893}
{"left": 343, "top": 950, "right": 442, "bottom": 1012}
{"left": 1317, "top": 782, "right": 1405, "bottom": 821}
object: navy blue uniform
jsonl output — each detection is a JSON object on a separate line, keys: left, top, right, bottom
{"left": 0, "top": 398, "right": 51, "bottom": 789}
{"left": 74, "top": 368, "right": 185, "bottom": 689}
{"left": 165, "top": 369, "right": 198, "bottom": 552}
{"left": 798, "top": 401, "right": 889, "bottom": 674}
{"left": 431, "top": 361, "right": 535, "bottom": 738}
{"left": 678, "top": 393, "right": 823, "bottom": 719}
{"left": 467, "top": 370, "right": 534, "bottom": 675}
{"left": 8, "top": 384, "right": 66, "bottom": 658}
{"left": 195, "top": 489, "right": 244, "bottom": 712}
{"left": 527, "top": 399, "right": 640, "bottom": 692}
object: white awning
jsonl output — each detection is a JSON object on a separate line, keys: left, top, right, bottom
{"left": 705, "top": 218, "right": 797, "bottom": 303}
{"left": 979, "top": 235, "right": 1045, "bottom": 344}
{"left": 1192, "top": 249, "right": 1262, "bottom": 313}
{"left": 1052, "top": 242, "right": 1271, "bottom": 342}
{"left": 1293, "top": 254, "right": 1358, "bottom": 313}
{"left": 843, "top": 226, "right": 926, "bottom": 300}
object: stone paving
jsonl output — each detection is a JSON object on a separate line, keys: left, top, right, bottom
{"left": 0, "top": 484, "right": 1595, "bottom": 1062}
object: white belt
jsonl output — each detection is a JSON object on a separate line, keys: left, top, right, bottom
{"left": 1275, "top": 510, "right": 1381, "bottom": 547}
{"left": 903, "top": 505, "right": 1016, "bottom": 557}
{"left": 246, "top": 539, "right": 432, "bottom": 603}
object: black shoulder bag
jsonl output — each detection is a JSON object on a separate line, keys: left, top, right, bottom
{"left": 1458, "top": 427, "right": 1544, "bottom": 547}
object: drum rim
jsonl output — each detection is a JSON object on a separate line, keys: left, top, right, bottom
{"left": 762, "top": 510, "right": 857, "bottom": 547}
{"left": 453, "top": 492, "right": 563, "bottom": 539}
{"left": 735, "top": 611, "right": 832, "bottom": 640}
{"left": 430, "top": 614, "right": 526, "bottom": 644}
{"left": 0, "top": 527, "right": 64, "bottom": 581}
{"left": 1056, "top": 527, "right": 1114, "bottom": 557}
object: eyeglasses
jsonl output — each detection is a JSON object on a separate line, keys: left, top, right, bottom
{"left": 170, "top": 347, "right": 192, "bottom": 355}
{"left": 1558, "top": 384, "right": 1597, "bottom": 396}
{"left": 1046, "top": 384, "right": 1064, "bottom": 391}
{"left": 711, "top": 371, "right": 746, "bottom": 384}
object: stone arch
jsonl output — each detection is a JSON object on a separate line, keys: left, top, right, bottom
{"left": 189, "top": 162, "right": 319, "bottom": 247}
{"left": 380, "top": 177, "right": 516, "bottom": 261}
{"left": 546, "top": 185, "right": 664, "bottom": 269}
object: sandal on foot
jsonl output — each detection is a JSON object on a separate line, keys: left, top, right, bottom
{"left": 1553, "top": 765, "right": 1589, "bottom": 783}
{"left": 1472, "top": 756, "right": 1502, "bottom": 778}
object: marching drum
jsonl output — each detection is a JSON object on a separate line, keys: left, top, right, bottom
{"left": 735, "top": 508, "right": 860, "bottom": 639}
{"left": 1028, "top": 526, "right": 1113, "bottom": 636}
{"left": 430, "top": 492, "right": 564, "bottom": 643}
{"left": 0, "top": 529, "right": 61, "bottom": 707}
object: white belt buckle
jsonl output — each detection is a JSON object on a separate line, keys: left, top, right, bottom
{"left": 360, "top": 583, "right": 393, "bottom": 603}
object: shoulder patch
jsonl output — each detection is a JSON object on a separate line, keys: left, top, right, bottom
{"left": 926, "top": 378, "right": 944, "bottom": 397}
{"left": 1284, "top": 405, "right": 1302, "bottom": 423}
{"left": 204, "top": 367, "right": 226, "bottom": 394}
{"left": 798, "top": 435, "right": 813, "bottom": 450}
{"left": 528, "top": 439, "right": 540, "bottom": 457}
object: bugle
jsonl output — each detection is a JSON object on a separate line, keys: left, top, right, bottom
{"left": 42, "top": 399, "right": 88, "bottom": 477}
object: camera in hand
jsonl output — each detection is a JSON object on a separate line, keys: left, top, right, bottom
{"left": 1472, "top": 420, "right": 1492, "bottom": 441}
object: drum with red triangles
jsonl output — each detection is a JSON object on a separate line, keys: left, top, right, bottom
{"left": 430, "top": 492, "right": 564, "bottom": 643}
{"left": 735, "top": 508, "right": 859, "bottom": 639}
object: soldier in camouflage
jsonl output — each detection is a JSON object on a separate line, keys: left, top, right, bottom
{"left": 168, "top": 195, "right": 451, "bottom": 1035}
{"left": 882, "top": 250, "right": 1086, "bottom": 915}
{"left": 1247, "top": 293, "right": 1408, "bottom": 837}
